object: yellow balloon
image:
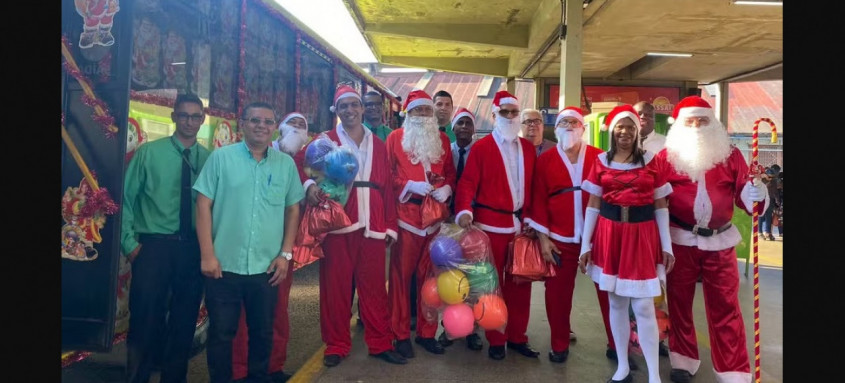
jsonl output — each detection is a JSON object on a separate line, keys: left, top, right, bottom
{"left": 437, "top": 269, "right": 470, "bottom": 305}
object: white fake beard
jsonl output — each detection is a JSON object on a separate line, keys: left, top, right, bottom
{"left": 664, "top": 119, "right": 732, "bottom": 181}
{"left": 401, "top": 116, "right": 444, "bottom": 165}
{"left": 494, "top": 114, "right": 521, "bottom": 141}
{"left": 555, "top": 127, "right": 583, "bottom": 151}
{"left": 278, "top": 124, "right": 309, "bottom": 156}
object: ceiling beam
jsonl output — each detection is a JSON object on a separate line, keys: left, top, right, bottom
{"left": 706, "top": 62, "right": 783, "bottom": 84}
{"left": 380, "top": 56, "right": 510, "bottom": 77}
{"left": 366, "top": 23, "right": 529, "bottom": 48}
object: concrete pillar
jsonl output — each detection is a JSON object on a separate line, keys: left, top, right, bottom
{"left": 717, "top": 82, "right": 730, "bottom": 124}
{"left": 506, "top": 77, "right": 517, "bottom": 95}
{"left": 559, "top": 0, "right": 583, "bottom": 109}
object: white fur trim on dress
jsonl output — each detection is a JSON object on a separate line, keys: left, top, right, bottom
{"left": 670, "top": 351, "right": 702, "bottom": 376}
{"left": 714, "top": 370, "right": 752, "bottom": 383}
{"left": 597, "top": 151, "right": 654, "bottom": 170}
{"left": 581, "top": 180, "right": 602, "bottom": 196}
{"left": 654, "top": 183, "right": 673, "bottom": 199}
{"left": 587, "top": 263, "right": 664, "bottom": 298}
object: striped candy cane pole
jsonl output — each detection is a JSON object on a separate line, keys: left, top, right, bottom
{"left": 749, "top": 117, "right": 777, "bottom": 383}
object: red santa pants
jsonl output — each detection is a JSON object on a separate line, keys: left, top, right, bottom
{"left": 667, "top": 244, "right": 750, "bottom": 377}
{"left": 230, "top": 266, "right": 294, "bottom": 379}
{"left": 484, "top": 231, "right": 532, "bottom": 346}
{"left": 389, "top": 228, "right": 438, "bottom": 341}
{"left": 544, "top": 240, "right": 615, "bottom": 353}
{"left": 320, "top": 229, "right": 393, "bottom": 356}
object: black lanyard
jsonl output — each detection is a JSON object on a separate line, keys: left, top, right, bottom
{"left": 170, "top": 136, "right": 199, "bottom": 175}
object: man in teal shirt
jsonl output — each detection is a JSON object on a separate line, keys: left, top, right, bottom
{"left": 194, "top": 101, "right": 304, "bottom": 383}
{"left": 121, "top": 93, "right": 210, "bottom": 383}
{"left": 362, "top": 91, "right": 393, "bottom": 142}
{"left": 434, "top": 90, "right": 456, "bottom": 143}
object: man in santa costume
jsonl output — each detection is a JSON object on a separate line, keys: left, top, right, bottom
{"left": 454, "top": 90, "right": 538, "bottom": 360}
{"left": 385, "top": 89, "right": 457, "bottom": 357}
{"left": 656, "top": 96, "right": 768, "bottom": 383}
{"left": 271, "top": 112, "right": 310, "bottom": 156}
{"left": 293, "top": 85, "right": 406, "bottom": 367}
{"left": 525, "top": 106, "right": 621, "bottom": 364}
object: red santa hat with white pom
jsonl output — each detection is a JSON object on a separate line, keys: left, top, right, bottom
{"left": 667, "top": 95, "right": 714, "bottom": 124}
{"left": 451, "top": 107, "right": 476, "bottom": 128}
{"left": 555, "top": 106, "right": 586, "bottom": 127}
{"left": 601, "top": 104, "right": 641, "bottom": 133}
{"left": 399, "top": 89, "right": 434, "bottom": 117}
{"left": 491, "top": 90, "right": 518, "bottom": 113}
{"left": 329, "top": 85, "right": 362, "bottom": 113}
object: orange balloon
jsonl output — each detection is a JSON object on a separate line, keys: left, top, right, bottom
{"left": 421, "top": 277, "right": 442, "bottom": 308}
{"left": 473, "top": 294, "right": 508, "bottom": 330}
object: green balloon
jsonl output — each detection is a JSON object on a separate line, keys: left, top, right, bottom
{"left": 463, "top": 261, "right": 498, "bottom": 294}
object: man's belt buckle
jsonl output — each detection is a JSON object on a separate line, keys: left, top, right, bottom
{"left": 620, "top": 206, "right": 629, "bottom": 223}
{"left": 691, "top": 225, "right": 700, "bottom": 235}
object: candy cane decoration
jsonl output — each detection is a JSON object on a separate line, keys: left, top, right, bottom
{"left": 749, "top": 117, "right": 777, "bottom": 383}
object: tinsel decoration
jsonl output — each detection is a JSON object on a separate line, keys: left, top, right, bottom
{"left": 61, "top": 35, "right": 119, "bottom": 139}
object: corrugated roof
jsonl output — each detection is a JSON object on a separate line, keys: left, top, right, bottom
{"left": 702, "top": 81, "right": 783, "bottom": 135}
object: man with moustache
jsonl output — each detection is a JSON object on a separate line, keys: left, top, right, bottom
{"left": 385, "top": 89, "right": 456, "bottom": 357}
{"left": 520, "top": 108, "right": 556, "bottom": 156}
{"left": 454, "top": 90, "right": 538, "bottom": 361}
{"left": 271, "top": 112, "right": 310, "bottom": 156}
{"left": 657, "top": 96, "right": 768, "bottom": 383}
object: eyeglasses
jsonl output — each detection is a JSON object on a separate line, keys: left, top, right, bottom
{"left": 557, "top": 120, "right": 581, "bottom": 127}
{"left": 522, "top": 118, "right": 543, "bottom": 126}
{"left": 498, "top": 109, "right": 520, "bottom": 117}
{"left": 683, "top": 116, "right": 710, "bottom": 126}
{"left": 243, "top": 117, "right": 277, "bottom": 126}
{"left": 174, "top": 112, "right": 204, "bottom": 123}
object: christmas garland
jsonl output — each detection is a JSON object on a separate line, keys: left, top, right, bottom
{"left": 61, "top": 36, "right": 119, "bottom": 139}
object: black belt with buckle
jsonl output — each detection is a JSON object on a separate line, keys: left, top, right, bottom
{"left": 352, "top": 181, "right": 380, "bottom": 190}
{"left": 472, "top": 201, "right": 523, "bottom": 220}
{"left": 549, "top": 186, "right": 581, "bottom": 198}
{"left": 669, "top": 215, "right": 732, "bottom": 237}
{"left": 599, "top": 201, "right": 654, "bottom": 223}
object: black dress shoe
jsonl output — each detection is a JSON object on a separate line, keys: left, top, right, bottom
{"left": 506, "top": 341, "right": 540, "bottom": 358}
{"left": 395, "top": 338, "right": 415, "bottom": 358}
{"left": 415, "top": 337, "right": 445, "bottom": 354}
{"left": 548, "top": 349, "right": 569, "bottom": 363}
{"left": 371, "top": 350, "right": 408, "bottom": 365}
{"left": 607, "top": 373, "right": 633, "bottom": 383}
{"left": 465, "top": 333, "right": 483, "bottom": 351}
{"left": 659, "top": 341, "right": 670, "bottom": 357}
{"left": 438, "top": 332, "right": 454, "bottom": 347}
{"left": 323, "top": 354, "right": 342, "bottom": 367}
{"left": 605, "top": 348, "right": 639, "bottom": 370}
{"left": 488, "top": 345, "right": 506, "bottom": 360}
{"left": 670, "top": 368, "right": 693, "bottom": 383}
{"left": 270, "top": 371, "right": 292, "bottom": 383}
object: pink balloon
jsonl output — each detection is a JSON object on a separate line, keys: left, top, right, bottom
{"left": 442, "top": 303, "right": 475, "bottom": 338}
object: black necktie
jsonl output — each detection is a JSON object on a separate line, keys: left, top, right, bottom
{"left": 180, "top": 148, "right": 192, "bottom": 237}
{"left": 456, "top": 147, "right": 467, "bottom": 181}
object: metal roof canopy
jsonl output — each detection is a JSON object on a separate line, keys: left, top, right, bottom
{"left": 342, "top": 0, "right": 782, "bottom": 85}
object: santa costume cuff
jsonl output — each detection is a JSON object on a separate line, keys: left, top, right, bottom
{"left": 580, "top": 207, "right": 600, "bottom": 257}
{"left": 655, "top": 208, "right": 674, "bottom": 256}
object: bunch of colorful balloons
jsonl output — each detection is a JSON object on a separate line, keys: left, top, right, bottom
{"left": 421, "top": 223, "right": 508, "bottom": 339}
{"left": 303, "top": 134, "right": 359, "bottom": 205}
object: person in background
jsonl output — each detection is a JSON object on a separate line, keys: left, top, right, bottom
{"left": 271, "top": 112, "right": 310, "bottom": 157}
{"left": 520, "top": 108, "right": 556, "bottom": 156}
{"left": 634, "top": 101, "right": 666, "bottom": 154}
{"left": 433, "top": 90, "right": 457, "bottom": 143}
{"left": 363, "top": 91, "right": 393, "bottom": 142}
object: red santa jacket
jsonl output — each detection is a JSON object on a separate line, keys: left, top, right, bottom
{"left": 526, "top": 144, "right": 602, "bottom": 243}
{"left": 657, "top": 146, "right": 765, "bottom": 251}
{"left": 454, "top": 132, "right": 536, "bottom": 234}
{"left": 294, "top": 125, "right": 398, "bottom": 240}
{"left": 385, "top": 128, "right": 457, "bottom": 235}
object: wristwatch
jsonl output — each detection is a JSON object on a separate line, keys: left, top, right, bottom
{"left": 279, "top": 251, "right": 293, "bottom": 261}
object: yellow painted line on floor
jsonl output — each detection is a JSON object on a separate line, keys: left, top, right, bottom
{"left": 289, "top": 316, "right": 360, "bottom": 383}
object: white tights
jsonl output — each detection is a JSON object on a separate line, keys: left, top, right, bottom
{"left": 608, "top": 292, "right": 661, "bottom": 383}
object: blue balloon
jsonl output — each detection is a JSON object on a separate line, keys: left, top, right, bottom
{"left": 304, "top": 137, "right": 335, "bottom": 171}
{"left": 430, "top": 236, "right": 464, "bottom": 268}
{"left": 324, "top": 149, "right": 359, "bottom": 184}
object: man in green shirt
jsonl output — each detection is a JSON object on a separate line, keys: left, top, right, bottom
{"left": 121, "top": 93, "right": 211, "bottom": 383}
{"left": 194, "top": 101, "right": 304, "bottom": 383}
{"left": 434, "top": 90, "right": 456, "bottom": 143}
{"left": 362, "top": 91, "right": 393, "bottom": 142}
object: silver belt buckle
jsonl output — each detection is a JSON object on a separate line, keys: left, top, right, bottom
{"left": 620, "top": 206, "right": 629, "bottom": 223}
{"left": 692, "top": 225, "right": 700, "bottom": 235}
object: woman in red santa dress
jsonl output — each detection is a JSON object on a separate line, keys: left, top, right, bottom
{"left": 578, "top": 105, "right": 675, "bottom": 383}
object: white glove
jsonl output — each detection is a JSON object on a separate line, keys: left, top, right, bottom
{"left": 655, "top": 208, "right": 674, "bottom": 256}
{"left": 407, "top": 181, "right": 434, "bottom": 196}
{"left": 579, "top": 207, "right": 600, "bottom": 259}
{"left": 746, "top": 180, "right": 766, "bottom": 202}
{"left": 431, "top": 185, "right": 452, "bottom": 203}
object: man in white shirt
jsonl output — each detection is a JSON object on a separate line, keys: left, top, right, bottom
{"left": 634, "top": 101, "right": 666, "bottom": 154}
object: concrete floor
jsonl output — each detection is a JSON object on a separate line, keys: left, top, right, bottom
{"left": 62, "top": 235, "right": 783, "bottom": 383}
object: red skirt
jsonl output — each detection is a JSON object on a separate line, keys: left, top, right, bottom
{"left": 587, "top": 216, "right": 665, "bottom": 298}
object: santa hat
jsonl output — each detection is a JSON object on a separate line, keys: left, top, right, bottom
{"left": 555, "top": 106, "right": 585, "bottom": 127}
{"left": 329, "top": 85, "right": 361, "bottom": 113}
{"left": 601, "top": 104, "right": 641, "bottom": 132}
{"left": 399, "top": 89, "right": 434, "bottom": 117}
{"left": 450, "top": 107, "right": 476, "bottom": 128}
{"left": 667, "top": 95, "right": 714, "bottom": 124}
{"left": 278, "top": 112, "right": 307, "bottom": 132}
{"left": 492, "top": 90, "right": 518, "bottom": 113}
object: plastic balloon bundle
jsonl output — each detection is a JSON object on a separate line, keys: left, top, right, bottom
{"left": 303, "top": 134, "right": 359, "bottom": 205}
{"left": 420, "top": 223, "right": 508, "bottom": 340}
